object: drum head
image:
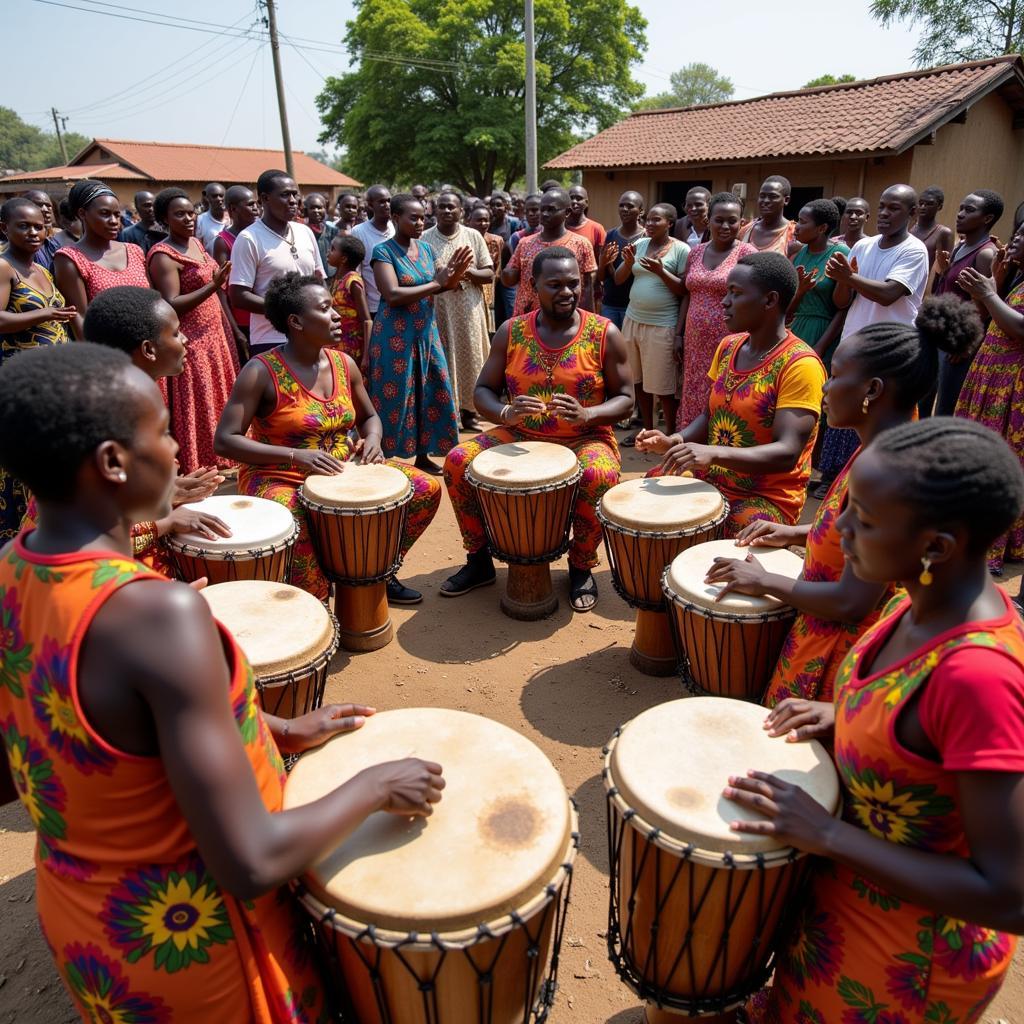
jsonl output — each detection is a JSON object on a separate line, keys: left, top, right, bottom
{"left": 609, "top": 697, "right": 838, "bottom": 855}
{"left": 302, "top": 464, "right": 411, "bottom": 509}
{"left": 285, "top": 708, "right": 572, "bottom": 932}
{"left": 201, "top": 581, "right": 335, "bottom": 675}
{"left": 469, "top": 441, "right": 579, "bottom": 488}
{"left": 600, "top": 477, "right": 725, "bottom": 532}
{"left": 666, "top": 539, "right": 804, "bottom": 615}
{"left": 167, "top": 495, "right": 295, "bottom": 552}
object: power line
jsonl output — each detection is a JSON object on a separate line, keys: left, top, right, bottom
{"left": 220, "top": 43, "right": 264, "bottom": 147}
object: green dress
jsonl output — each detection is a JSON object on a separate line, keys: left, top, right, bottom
{"left": 791, "top": 241, "right": 849, "bottom": 368}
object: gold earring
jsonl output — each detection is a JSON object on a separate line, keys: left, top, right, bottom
{"left": 862, "top": 396, "right": 870, "bottom": 414}
{"left": 919, "top": 557, "right": 933, "bottom": 586}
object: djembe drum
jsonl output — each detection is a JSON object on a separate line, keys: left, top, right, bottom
{"left": 467, "top": 441, "right": 581, "bottom": 620}
{"left": 284, "top": 707, "right": 579, "bottom": 1024}
{"left": 163, "top": 494, "right": 298, "bottom": 585}
{"left": 599, "top": 476, "right": 728, "bottom": 676}
{"left": 662, "top": 539, "right": 804, "bottom": 701}
{"left": 604, "top": 697, "right": 839, "bottom": 1017}
{"left": 298, "top": 465, "right": 412, "bottom": 652}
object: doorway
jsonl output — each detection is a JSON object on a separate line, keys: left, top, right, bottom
{"left": 787, "top": 186, "right": 825, "bottom": 218}
{"left": 658, "top": 179, "right": 714, "bottom": 218}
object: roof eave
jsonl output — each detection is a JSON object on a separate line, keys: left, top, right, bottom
{"left": 545, "top": 148, "right": 911, "bottom": 172}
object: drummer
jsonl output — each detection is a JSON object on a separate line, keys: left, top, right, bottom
{"left": 215, "top": 272, "right": 441, "bottom": 604}
{"left": 730, "top": 418, "right": 1024, "bottom": 1023}
{"left": 0, "top": 343, "right": 445, "bottom": 1021}
{"left": 704, "top": 295, "right": 983, "bottom": 705}
{"left": 636, "top": 252, "right": 826, "bottom": 536}
{"left": 441, "top": 247, "right": 633, "bottom": 611}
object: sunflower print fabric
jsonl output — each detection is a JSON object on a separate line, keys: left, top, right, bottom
{"left": 750, "top": 595, "right": 1021, "bottom": 1024}
{"left": 0, "top": 539, "right": 330, "bottom": 1021}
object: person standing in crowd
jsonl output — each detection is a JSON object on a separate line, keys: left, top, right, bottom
{"left": 817, "top": 184, "right": 930, "bottom": 496}
{"left": 509, "top": 193, "right": 542, "bottom": 254}
{"left": 118, "top": 190, "right": 165, "bottom": 255}
{"left": 503, "top": 189, "right": 597, "bottom": 315}
{"left": 228, "top": 169, "right": 324, "bottom": 357}
{"left": 831, "top": 195, "right": 870, "bottom": 248}
{"left": 488, "top": 191, "right": 522, "bottom": 326}
{"left": 614, "top": 202, "right": 688, "bottom": 438}
{"left": 673, "top": 186, "right": 711, "bottom": 246}
{"left": 333, "top": 192, "right": 361, "bottom": 237}
{"left": 598, "top": 191, "right": 645, "bottom": 330}
{"left": 194, "top": 182, "right": 229, "bottom": 252}
{"left": 20, "top": 190, "right": 62, "bottom": 270}
{"left": 911, "top": 184, "right": 954, "bottom": 270}
{"left": 423, "top": 191, "right": 495, "bottom": 431}
{"left": 739, "top": 176, "right": 800, "bottom": 255}
{"left": 350, "top": 184, "right": 395, "bottom": 320}
{"left": 53, "top": 198, "right": 82, "bottom": 248}
{"left": 369, "top": 193, "right": 471, "bottom": 474}
{"left": 466, "top": 204, "right": 504, "bottom": 334}
{"left": 326, "top": 233, "right": 370, "bottom": 366}
{"left": 52, "top": 179, "right": 149, "bottom": 340}
{"left": 304, "top": 192, "right": 337, "bottom": 279}
{"left": 566, "top": 185, "right": 606, "bottom": 268}
{"left": 213, "top": 185, "right": 260, "bottom": 358}
{"left": 675, "top": 191, "right": 758, "bottom": 427}
{"left": 955, "top": 224, "right": 1024, "bottom": 575}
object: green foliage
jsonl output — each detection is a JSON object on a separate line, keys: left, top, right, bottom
{"left": 870, "top": 0, "right": 1024, "bottom": 66}
{"left": 803, "top": 73, "right": 858, "bottom": 87}
{"left": 633, "top": 62, "right": 734, "bottom": 111}
{"left": 0, "top": 108, "right": 89, "bottom": 172}
{"left": 315, "top": 0, "right": 647, "bottom": 196}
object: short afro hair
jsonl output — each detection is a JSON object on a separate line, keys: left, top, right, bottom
{"left": 257, "top": 169, "right": 291, "bottom": 197}
{"left": 154, "top": 187, "right": 190, "bottom": 224}
{"left": 0, "top": 344, "right": 142, "bottom": 502}
{"left": 709, "top": 191, "right": 743, "bottom": 216}
{"left": 736, "top": 251, "right": 800, "bottom": 309}
{"left": 802, "top": 198, "right": 840, "bottom": 237}
{"left": 831, "top": 196, "right": 848, "bottom": 221}
{"left": 870, "top": 417, "right": 1024, "bottom": 556}
{"left": 532, "top": 245, "right": 578, "bottom": 280}
{"left": 920, "top": 186, "right": 945, "bottom": 204}
{"left": 330, "top": 233, "right": 365, "bottom": 268}
{"left": 649, "top": 202, "right": 678, "bottom": 225}
{"left": 264, "top": 272, "right": 322, "bottom": 335}
{"left": 389, "top": 192, "right": 421, "bottom": 216}
{"left": 83, "top": 286, "right": 168, "bottom": 354}
{"left": 971, "top": 188, "right": 1004, "bottom": 225}
{"left": 1, "top": 197, "right": 42, "bottom": 223}
{"left": 762, "top": 175, "right": 792, "bottom": 197}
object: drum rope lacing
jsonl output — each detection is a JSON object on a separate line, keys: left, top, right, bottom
{"left": 165, "top": 523, "right": 299, "bottom": 583}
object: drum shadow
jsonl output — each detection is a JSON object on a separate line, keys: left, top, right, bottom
{"left": 604, "top": 1010, "right": 645, "bottom": 1024}
{"left": 571, "top": 772, "right": 612, "bottom": 876}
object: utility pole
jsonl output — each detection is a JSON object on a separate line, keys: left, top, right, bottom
{"left": 51, "top": 108, "right": 69, "bottom": 165}
{"left": 264, "top": 0, "right": 295, "bottom": 180}
{"left": 524, "top": 0, "right": 538, "bottom": 193}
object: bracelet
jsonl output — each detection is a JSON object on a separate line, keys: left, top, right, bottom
{"left": 288, "top": 449, "right": 295, "bottom": 465}
{"left": 499, "top": 404, "right": 511, "bottom": 424}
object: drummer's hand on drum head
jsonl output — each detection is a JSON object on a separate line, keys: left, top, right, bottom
{"left": 160, "top": 506, "right": 233, "bottom": 540}
{"left": 661, "top": 440, "right": 713, "bottom": 476}
{"left": 278, "top": 703, "right": 377, "bottom": 754}
{"left": 172, "top": 466, "right": 225, "bottom": 506}
{"left": 364, "top": 758, "right": 446, "bottom": 817}
{"left": 734, "top": 519, "right": 796, "bottom": 549}
{"left": 723, "top": 770, "right": 835, "bottom": 855}
{"left": 505, "top": 394, "right": 547, "bottom": 425}
{"left": 633, "top": 429, "right": 673, "bottom": 454}
{"left": 353, "top": 436, "right": 385, "bottom": 465}
{"left": 704, "top": 553, "right": 769, "bottom": 597}
{"left": 762, "top": 698, "right": 835, "bottom": 743}
{"left": 292, "top": 448, "right": 348, "bottom": 476}
{"left": 548, "top": 393, "right": 590, "bottom": 424}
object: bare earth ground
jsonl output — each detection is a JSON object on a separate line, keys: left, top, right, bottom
{"left": 1, "top": 431, "right": 1021, "bottom": 1023}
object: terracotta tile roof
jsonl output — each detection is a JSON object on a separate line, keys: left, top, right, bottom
{"left": 546, "top": 56, "right": 1024, "bottom": 170}
{"left": 1, "top": 163, "right": 145, "bottom": 183}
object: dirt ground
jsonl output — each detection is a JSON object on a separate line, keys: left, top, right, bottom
{"left": 1, "top": 431, "right": 1021, "bottom": 1023}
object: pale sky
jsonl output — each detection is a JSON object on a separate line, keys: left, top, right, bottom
{"left": 9, "top": 0, "right": 922, "bottom": 158}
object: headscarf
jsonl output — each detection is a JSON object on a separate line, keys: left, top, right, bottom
{"left": 68, "top": 180, "right": 116, "bottom": 217}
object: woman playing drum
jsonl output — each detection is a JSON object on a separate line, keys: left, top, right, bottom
{"left": 0, "top": 343, "right": 445, "bottom": 1022}
{"left": 441, "top": 247, "right": 634, "bottom": 612}
{"left": 704, "top": 296, "right": 984, "bottom": 705}
{"left": 730, "top": 418, "right": 1024, "bottom": 1024}
{"left": 637, "top": 252, "right": 826, "bottom": 537}
{"left": 215, "top": 272, "right": 441, "bottom": 604}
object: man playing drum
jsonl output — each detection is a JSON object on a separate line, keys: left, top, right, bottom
{"left": 442, "top": 247, "right": 634, "bottom": 611}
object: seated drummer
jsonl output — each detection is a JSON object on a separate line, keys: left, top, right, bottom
{"left": 636, "top": 252, "right": 826, "bottom": 536}
{"left": 0, "top": 344, "right": 444, "bottom": 1020}
{"left": 215, "top": 272, "right": 441, "bottom": 605}
{"left": 441, "top": 247, "right": 634, "bottom": 611}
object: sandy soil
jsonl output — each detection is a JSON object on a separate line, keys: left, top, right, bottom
{"left": 1, "top": 432, "right": 1021, "bottom": 1023}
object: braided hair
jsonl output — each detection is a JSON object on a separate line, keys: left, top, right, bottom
{"left": 846, "top": 294, "right": 983, "bottom": 410}
{"left": 871, "top": 418, "right": 1024, "bottom": 555}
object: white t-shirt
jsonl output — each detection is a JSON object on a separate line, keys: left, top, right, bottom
{"left": 229, "top": 219, "right": 324, "bottom": 350}
{"left": 195, "top": 210, "right": 231, "bottom": 253}
{"left": 350, "top": 219, "right": 395, "bottom": 313}
{"left": 841, "top": 233, "right": 930, "bottom": 339}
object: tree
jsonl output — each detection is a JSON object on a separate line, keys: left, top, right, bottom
{"left": 0, "top": 108, "right": 89, "bottom": 172}
{"left": 633, "top": 63, "right": 734, "bottom": 111}
{"left": 803, "top": 73, "right": 858, "bottom": 88}
{"left": 316, "top": 0, "right": 647, "bottom": 197}
{"left": 870, "top": 0, "right": 1024, "bottom": 66}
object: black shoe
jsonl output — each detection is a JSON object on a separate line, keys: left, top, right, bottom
{"left": 387, "top": 578, "right": 423, "bottom": 605}
{"left": 440, "top": 551, "right": 496, "bottom": 597}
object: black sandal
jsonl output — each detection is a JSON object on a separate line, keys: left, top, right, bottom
{"left": 568, "top": 566, "right": 598, "bottom": 612}
{"left": 440, "top": 551, "right": 496, "bottom": 597}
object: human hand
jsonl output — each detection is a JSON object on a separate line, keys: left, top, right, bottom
{"left": 351, "top": 435, "right": 385, "bottom": 465}
{"left": 638, "top": 255, "right": 664, "bottom": 276}
{"left": 824, "top": 251, "right": 853, "bottom": 283}
{"left": 734, "top": 519, "right": 799, "bottom": 548}
{"left": 49, "top": 306, "right": 78, "bottom": 323}
{"left": 362, "top": 758, "right": 446, "bottom": 816}
{"left": 934, "top": 249, "right": 951, "bottom": 277}
{"left": 661, "top": 440, "right": 714, "bottom": 475}
{"left": 212, "top": 260, "right": 231, "bottom": 288}
{"left": 291, "top": 448, "right": 348, "bottom": 475}
{"left": 172, "top": 466, "right": 224, "bottom": 505}
{"left": 278, "top": 703, "right": 376, "bottom": 755}
{"left": 439, "top": 246, "right": 474, "bottom": 290}
{"left": 763, "top": 698, "right": 835, "bottom": 743}
{"left": 547, "top": 392, "right": 590, "bottom": 424}
{"left": 795, "top": 264, "right": 818, "bottom": 295}
{"left": 991, "top": 245, "right": 1010, "bottom": 291}
{"left": 600, "top": 241, "right": 619, "bottom": 268}
{"left": 703, "top": 553, "right": 771, "bottom": 598}
{"left": 159, "top": 506, "right": 232, "bottom": 539}
{"left": 621, "top": 244, "right": 636, "bottom": 269}
{"left": 633, "top": 428, "right": 675, "bottom": 455}
{"left": 957, "top": 266, "right": 996, "bottom": 302}
{"left": 504, "top": 394, "right": 548, "bottom": 424}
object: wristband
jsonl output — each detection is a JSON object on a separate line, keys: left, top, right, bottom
{"left": 289, "top": 449, "right": 295, "bottom": 465}
{"left": 499, "top": 404, "right": 512, "bottom": 424}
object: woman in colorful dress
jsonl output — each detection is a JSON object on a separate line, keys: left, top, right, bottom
{"left": 52, "top": 179, "right": 149, "bottom": 340}
{"left": 216, "top": 272, "right": 441, "bottom": 606}
{"left": 0, "top": 197, "right": 75, "bottom": 539}
{"left": 732, "top": 417, "right": 1024, "bottom": 1024}
{"left": 466, "top": 204, "right": 504, "bottom": 334}
{"left": 369, "top": 193, "right": 472, "bottom": 474}
{"left": 954, "top": 224, "right": 1024, "bottom": 575}
{"left": 705, "top": 295, "right": 984, "bottom": 705}
{"left": 147, "top": 188, "right": 238, "bottom": 475}
{"left": 0, "top": 342, "right": 444, "bottom": 1023}
{"left": 675, "top": 192, "right": 758, "bottom": 427}
{"left": 326, "top": 233, "right": 371, "bottom": 366}
{"left": 639, "top": 252, "right": 826, "bottom": 536}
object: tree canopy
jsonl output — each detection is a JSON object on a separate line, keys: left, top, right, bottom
{"left": 802, "top": 73, "right": 858, "bottom": 88}
{"left": 0, "top": 108, "right": 89, "bottom": 173}
{"left": 634, "top": 63, "right": 734, "bottom": 111}
{"left": 316, "top": 0, "right": 647, "bottom": 197}
{"left": 870, "top": 0, "right": 1024, "bottom": 66}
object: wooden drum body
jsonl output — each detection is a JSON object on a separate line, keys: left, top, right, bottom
{"left": 163, "top": 495, "right": 298, "bottom": 585}
{"left": 299, "top": 465, "right": 412, "bottom": 652}
{"left": 284, "top": 708, "right": 579, "bottom": 1024}
{"left": 467, "top": 442, "right": 581, "bottom": 621}
{"left": 604, "top": 698, "right": 839, "bottom": 1016}
{"left": 599, "top": 477, "right": 728, "bottom": 677}
{"left": 662, "top": 540, "right": 804, "bottom": 701}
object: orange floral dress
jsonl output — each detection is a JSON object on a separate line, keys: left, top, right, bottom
{"left": 0, "top": 537, "right": 329, "bottom": 1022}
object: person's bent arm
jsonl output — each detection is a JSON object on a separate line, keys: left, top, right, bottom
{"left": 848, "top": 274, "right": 910, "bottom": 307}
{"left": 473, "top": 322, "right": 520, "bottom": 423}
{"left": 149, "top": 252, "right": 228, "bottom": 316}
{"left": 547, "top": 322, "right": 634, "bottom": 426}
{"left": 374, "top": 258, "right": 441, "bottom": 308}
{"left": 0, "top": 268, "right": 76, "bottom": 335}
{"left": 500, "top": 249, "right": 522, "bottom": 288}
{"left": 346, "top": 357, "right": 385, "bottom": 461}
{"left": 52, "top": 252, "right": 89, "bottom": 339}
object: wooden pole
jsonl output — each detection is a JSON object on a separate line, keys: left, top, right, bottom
{"left": 524, "top": 0, "right": 538, "bottom": 193}
{"left": 264, "top": 0, "right": 295, "bottom": 179}
{"left": 51, "top": 108, "right": 69, "bottom": 165}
